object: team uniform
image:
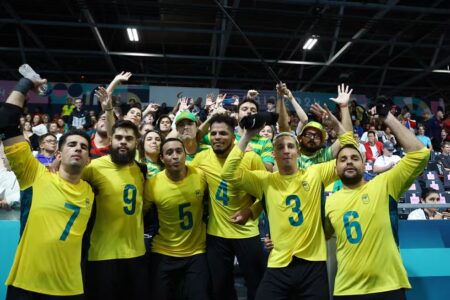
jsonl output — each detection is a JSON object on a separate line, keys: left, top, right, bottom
{"left": 82, "top": 155, "right": 148, "bottom": 300}
{"left": 325, "top": 147, "right": 429, "bottom": 299}
{"left": 191, "top": 148, "right": 266, "bottom": 300}
{"left": 5, "top": 142, "right": 94, "bottom": 298}
{"left": 144, "top": 166, "right": 209, "bottom": 300}
{"left": 185, "top": 142, "right": 210, "bottom": 164}
{"left": 223, "top": 145, "right": 338, "bottom": 300}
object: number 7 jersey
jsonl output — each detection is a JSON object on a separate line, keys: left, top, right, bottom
{"left": 5, "top": 142, "right": 94, "bottom": 295}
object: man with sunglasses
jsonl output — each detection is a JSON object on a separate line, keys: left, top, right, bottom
{"left": 373, "top": 141, "right": 401, "bottom": 174}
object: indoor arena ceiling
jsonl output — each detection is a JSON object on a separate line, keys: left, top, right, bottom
{"left": 1, "top": 0, "right": 450, "bottom": 100}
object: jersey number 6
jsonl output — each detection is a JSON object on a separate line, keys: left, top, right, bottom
{"left": 343, "top": 211, "right": 363, "bottom": 244}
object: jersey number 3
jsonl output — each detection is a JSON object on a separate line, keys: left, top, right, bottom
{"left": 343, "top": 211, "right": 363, "bottom": 244}
{"left": 285, "top": 195, "right": 304, "bottom": 226}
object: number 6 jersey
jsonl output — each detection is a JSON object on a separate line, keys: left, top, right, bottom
{"left": 5, "top": 142, "right": 94, "bottom": 295}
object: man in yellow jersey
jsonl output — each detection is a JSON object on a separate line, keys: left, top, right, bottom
{"left": 222, "top": 106, "right": 350, "bottom": 300}
{"left": 144, "top": 137, "right": 209, "bottom": 300}
{"left": 0, "top": 77, "right": 94, "bottom": 299}
{"left": 325, "top": 101, "right": 430, "bottom": 299}
{"left": 82, "top": 120, "right": 148, "bottom": 300}
{"left": 191, "top": 114, "right": 266, "bottom": 300}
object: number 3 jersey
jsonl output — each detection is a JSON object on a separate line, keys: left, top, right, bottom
{"left": 82, "top": 155, "right": 146, "bottom": 261}
{"left": 222, "top": 146, "right": 338, "bottom": 268}
{"left": 144, "top": 166, "right": 207, "bottom": 257}
{"left": 5, "top": 142, "right": 94, "bottom": 295}
{"left": 325, "top": 148, "right": 429, "bottom": 296}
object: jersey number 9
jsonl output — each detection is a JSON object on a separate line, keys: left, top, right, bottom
{"left": 123, "top": 184, "right": 137, "bottom": 215}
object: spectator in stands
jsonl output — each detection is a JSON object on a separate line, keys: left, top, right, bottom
{"left": 381, "top": 125, "right": 397, "bottom": 146}
{"left": 156, "top": 114, "right": 172, "bottom": 139}
{"left": 31, "top": 114, "right": 42, "bottom": 127}
{"left": 19, "top": 116, "right": 25, "bottom": 129}
{"left": 60, "top": 97, "right": 75, "bottom": 122}
{"left": 25, "top": 113, "right": 32, "bottom": 122}
{"left": 349, "top": 100, "right": 367, "bottom": 123}
{"left": 408, "top": 188, "right": 450, "bottom": 220}
{"left": 123, "top": 106, "right": 142, "bottom": 126}
{"left": 22, "top": 121, "right": 39, "bottom": 151}
{"left": 41, "top": 114, "right": 50, "bottom": 129}
{"left": 353, "top": 132, "right": 366, "bottom": 161}
{"left": 440, "top": 129, "right": 448, "bottom": 145}
{"left": 373, "top": 141, "right": 401, "bottom": 174}
{"left": 416, "top": 124, "right": 433, "bottom": 150}
{"left": 436, "top": 141, "right": 450, "bottom": 172}
{"left": 138, "top": 123, "right": 154, "bottom": 136}
{"left": 138, "top": 130, "right": 163, "bottom": 178}
{"left": 48, "top": 122, "right": 62, "bottom": 141}
{"left": 402, "top": 111, "right": 416, "bottom": 131}
{"left": 69, "top": 98, "right": 91, "bottom": 130}
{"left": 260, "top": 125, "right": 275, "bottom": 141}
{"left": 266, "top": 97, "right": 276, "bottom": 113}
{"left": 364, "top": 130, "right": 383, "bottom": 163}
{"left": 425, "top": 109, "right": 444, "bottom": 150}
{"left": 353, "top": 119, "right": 364, "bottom": 137}
{"left": 36, "top": 133, "right": 57, "bottom": 167}
{"left": 0, "top": 144, "right": 20, "bottom": 210}
{"left": 360, "top": 124, "right": 377, "bottom": 143}
{"left": 56, "top": 118, "right": 69, "bottom": 134}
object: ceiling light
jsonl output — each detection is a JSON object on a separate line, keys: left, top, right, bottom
{"left": 303, "top": 36, "right": 318, "bottom": 50}
{"left": 127, "top": 28, "right": 139, "bottom": 42}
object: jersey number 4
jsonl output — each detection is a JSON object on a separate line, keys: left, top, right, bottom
{"left": 215, "top": 180, "right": 229, "bottom": 206}
{"left": 343, "top": 211, "right": 363, "bottom": 244}
{"left": 285, "top": 195, "right": 304, "bottom": 226}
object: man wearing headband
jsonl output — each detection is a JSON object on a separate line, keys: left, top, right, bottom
{"left": 222, "top": 106, "right": 349, "bottom": 299}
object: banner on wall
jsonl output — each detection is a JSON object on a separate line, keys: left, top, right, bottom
{"left": 0, "top": 80, "right": 445, "bottom": 114}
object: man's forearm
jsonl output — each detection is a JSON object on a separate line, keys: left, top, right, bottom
{"left": 384, "top": 113, "right": 423, "bottom": 153}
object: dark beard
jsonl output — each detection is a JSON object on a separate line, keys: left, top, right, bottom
{"left": 110, "top": 147, "right": 136, "bottom": 165}
{"left": 213, "top": 143, "right": 233, "bottom": 156}
{"left": 340, "top": 172, "right": 363, "bottom": 186}
{"left": 301, "top": 142, "right": 322, "bottom": 154}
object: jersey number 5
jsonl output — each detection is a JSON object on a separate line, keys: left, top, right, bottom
{"left": 285, "top": 195, "right": 304, "bottom": 226}
{"left": 179, "top": 202, "right": 193, "bottom": 230}
{"left": 60, "top": 202, "right": 80, "bottom": 241}
{"left": 123, "top": 184, "right": 137, "bottom": 215}
{"left": 343, "top": 211, "right": 363, "bottom": 244}
{"left": 215, "top": 180, "right": 229, "bottom": 206}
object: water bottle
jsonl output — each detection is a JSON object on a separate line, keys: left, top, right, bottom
{"left": 18, "top": 64, "right": 48, "bottom": 96}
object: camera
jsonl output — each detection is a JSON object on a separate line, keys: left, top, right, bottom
{"left": 239, "top": 112, "right": 279, "bottom": 130}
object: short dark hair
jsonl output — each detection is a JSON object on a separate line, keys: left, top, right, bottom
{"left": 160, "top": 137, "right": 185, "bottom": 156}
{"left": 58, "top": 129, "right": 91, "bottom": 153}
{"left": 112, "top": 120, "right": 140, "bottom": 139}
{"left": 209, "top": 114, "right": 237, "bottom": 133}
{"left": 367, "top": 130, "right": 377, "bottom": 136}
{"left": 38, "top": 133, "right": 57, "bottom": 145}
{"left": 335, "top": 144, "right": 363, "bottom": 162}
{"left": 441, "top": 141, "right": 450, "bottom": 148}
{"left": 238, "top": 98, "right": 259, "bottom": 112}
{"left": 421, "top": 187, "right": 439, "bottom": 200}
{"left": 266, "top": 97, "right": 275, "bottom": 104}
{"left": 156, "top": 114, "right": 172, "bottom": 129}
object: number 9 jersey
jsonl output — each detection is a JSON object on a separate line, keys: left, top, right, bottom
{"left": 82, "top": 155, "right": 146, "bottom": 261}
{"left": 5, "top": 142, "right": 94, "bottom": 295}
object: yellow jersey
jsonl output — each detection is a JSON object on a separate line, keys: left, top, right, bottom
{"left": 191, "top": 148, "right": 265, "bottom": 238}
{"left": 5, "top": 142, "right": 94, "bottom": 295}
{"left": 223, "top": 146, "right": 337, "bottom": 267}
{"left": 82, "top": 155, "right": 147, "bottom": 261}
{"left": 325, "top": 148, "right": 430, "bottom": 295}
{"left": 144, "top": 166, "right": 207, "bottom": 257}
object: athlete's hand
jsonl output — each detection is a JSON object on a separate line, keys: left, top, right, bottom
{"left": 230, "top": 208, "right": 253, "bottom": 225}
{"left": 263, "top": 234, "right": 274, "bottom": 251}
{"left": 329, "top": 84, "right": 353, "bottom": 106}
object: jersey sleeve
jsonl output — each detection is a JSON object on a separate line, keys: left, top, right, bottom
{"left": 247, "top": 153, "right": 266, "bottom": 218}
{"left": 143, "top": 177, "right": 156, "bottom": 214}
{"left": 4, "top": 142, "right": 46, "bottom": 190}
{"left": 311, "top": 159, "right": 339, "bottom": 187}
{"left": 222, "top": 145, "right": 265, "bottom": 199}
{"left": 81, "top": 162, "right": 94, "bottom": 183}
{"left": 338, "top": 131, "right": 358, "bottom": 148}
{"left": 382, "top": 147, "right": 430, "bottom": 201}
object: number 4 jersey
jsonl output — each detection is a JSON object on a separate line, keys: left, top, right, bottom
{"left": 82, "top": 155, "right": 146, "bottom": 261}
{"left": 5, "top": 142, "right": 94, "bottom": 295}
{"left": 144, "top": 166, "right": 207, "bottom": 257}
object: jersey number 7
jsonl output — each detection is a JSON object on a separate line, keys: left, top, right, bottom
{"left": 60, "top": 202, "right": 81, "bottom": 241}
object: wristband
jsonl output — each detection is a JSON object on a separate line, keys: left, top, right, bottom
{"left": 14, "top": 78, "right": 34, "bottom": 96}
{"left": 0, "top": 103, "right": 23, "bottom": 141}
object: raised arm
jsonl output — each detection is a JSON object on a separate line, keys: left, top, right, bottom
{"left": 1, "top": 78, "right": 47, "bottom": 146}
{"left": 106, "top": 71, "right": 132, "bottom": 95}
{"left": 95, "top": 87, "right": 114, "bottom": 137}
{"left": 276, "top": 83, "right": 290, "bottom": 133}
